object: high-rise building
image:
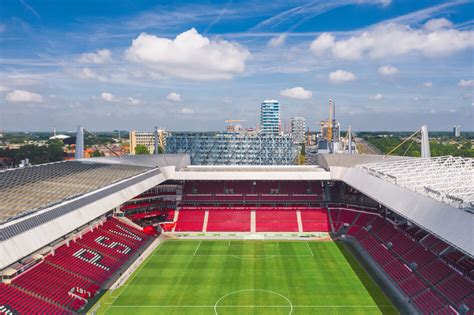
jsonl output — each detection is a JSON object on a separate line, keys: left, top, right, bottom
{"left": 260, "top": 99, "right": 281, "bottom": 135}
{"left": 290, "top": 117, "right": 306, "bottom": 144}
{"left": 453, "top": 125, "right": 461, "bottom": 137}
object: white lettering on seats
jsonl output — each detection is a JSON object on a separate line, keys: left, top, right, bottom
{"left": 73, "top": 248, "right": 110, "bottom": 271}
{"left": 108, "top": 224, "right": 142, "bottom": 241}
{"left": 0, "top": 304, "right": 17, "bottom": 315}
{"left": 95, "top": 236, "right": 132, "bottom": 254}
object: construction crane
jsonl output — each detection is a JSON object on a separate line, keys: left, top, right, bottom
{"left": 327, "top": 99, "right": 334, "bottom": 142}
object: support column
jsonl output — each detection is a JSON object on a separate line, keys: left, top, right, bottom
{"left": 296, "top": 210, "right": 303, "bottom": 233}
{"left": 202, "top": 210, "right": 209, "bottom": 233}
{"left": 251, "top": 210, "right": 256, "bottom": 233}
{"left": 172, "top": 209, "right": 180, "bottom": 232}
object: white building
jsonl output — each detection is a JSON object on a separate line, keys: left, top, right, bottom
{"left": 453, "top": 125, "right": 461, "bottom": 137}
{"left": 290, "top": 117, "right": 306, "bottom": 144}
{"left": 129, "top": 130, "right": 166, "bottom": 154}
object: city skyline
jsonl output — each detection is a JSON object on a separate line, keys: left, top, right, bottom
{"left": 0, "top": 0, "right": 473, "bottom": 132}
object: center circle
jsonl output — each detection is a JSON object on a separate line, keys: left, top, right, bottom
{"left": 214, "top": 289, "right": 293, "bottom": 315}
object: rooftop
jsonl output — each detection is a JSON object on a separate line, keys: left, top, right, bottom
{"left": 0, "top": 160, "right": 152, "bottom": 223}
{"left": 357, "top": 155, "right": 474, "bottom": 211}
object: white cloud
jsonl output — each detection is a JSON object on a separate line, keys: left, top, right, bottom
{"left": 0, "top": 85, "right": 10, "bottom": 92}
{"left": 6, "top": 90, "right": 43, "bottom": 103}
{"left": 127, "top": 97, "right": 141, "bottom": 105}
{"left": 180, "top": 107, "right": 194, "bottom": 114}
{"left": 458, "top": 79, "right": 474, "bottom": 88}
{"left": 413, "top": 96, "right": 427, "bottom": 102}
{"left": 423, "top": 18, "right": 453, "bottom": 32}
{"left": 267, "top": 34, "right": 287, "bottom": 48}
{"left": 166, "top": 92, "right": 182, "bottom": 102}
{"left": 378, "top": 65, "right": 399, "bottom": 76}
{"left": 310, "top": 20, "right": 474, "bottom": 60}
{"left": 78, "top": 49, "right": 112, "bottom": 64}
{"left": 379, "top": 0, "right": 391, "bottom": 6}
{"left": 0, "top": 24, "right": 5, "bottom": 32}
{"left": 368, "top": 93, "right": 384, "bottom": 100}
{"left": 329, "top": 70, "right": 356, "bottom": 83}
{"left": 101, "top": 92, "right": 117, "bottom": 102}
{"left": 6, "top": 74, "right": 43, "bottom": 86}
{"left": 76, "top": 67, "right": 107, "bottom": 81}
{"left": 310, "top": 33, "right": 335, "bottom": 56}
{"left": 125, "top": 28, "right": 251, "bottom": 80}
{"left": 280, "top": 87, "right": 312, "bottom": 99}
{"left": 423, "top": 82, "right": 433, "bottom": 88}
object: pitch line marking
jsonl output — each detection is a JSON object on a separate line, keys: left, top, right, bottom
{"left": 109, "top": 305, "right": 394, "bottom": 308}
{"left": 107, "top": 240, "right": 166, "bottom": 303}
{"left": 213, "top": 289, "right": 293, "bottom": 315}
{"left": 193, "top": 240, "right": 202, "bottom": 256}
{"left": 166, "top": 254, "right": 313, "bottom": 257}
{"left": 306, "top": 241, "right": 314, "bottom": 256}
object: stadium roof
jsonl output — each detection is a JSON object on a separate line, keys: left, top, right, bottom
{"left": 0, "top": 160, "right": 152, "bottom": 223}
{"left": 183, "top": 165, "right": 325, "bottom": 172}
{"left": 358, "top": 156, "right": 474, "bottom": 211}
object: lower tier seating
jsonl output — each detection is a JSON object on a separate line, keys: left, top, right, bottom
{"left": 0, "top": 217, "right": 151, "bottom": 314}
{"left": 174, "top": 209, "right": 206, "bottom": 231}
{"left": 206, "top": 209, "right": 251, "bottom": 232}
{"left": 347, "top": 217, "right": 473, "bottom": 314}
{"left": 300, "top": 208, "right": 330, "bottom": 232}
{"left": 256, "top": 209, "right": 298, "bottom": 232}
{"left": 0, "top": 283, "right": 69, "bottom": 314}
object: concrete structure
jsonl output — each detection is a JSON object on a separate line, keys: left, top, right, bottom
{"left": 260, "top": 99, "right": 281, "bottom": 135}
{"left": 421, "top": 125, "right": 431, "bottom": 158}
{"left": 74, "top": 126, "right": 84, "bottom": 159}
{"left": 290, "top": 117, "right": 306, "bottom": 144}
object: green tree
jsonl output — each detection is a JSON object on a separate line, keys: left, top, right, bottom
{"left": 135, "top": 144, "right": 150, "bottom": 155}
{"left": 91, "top": 150, "right": 105, "bottom": 157}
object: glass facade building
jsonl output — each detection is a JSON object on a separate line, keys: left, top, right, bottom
{"left": 260, "top": 100, "right": 281, "bottom": 135}
{"left": 165, "top": 132, "right": 297, "bottom": 165}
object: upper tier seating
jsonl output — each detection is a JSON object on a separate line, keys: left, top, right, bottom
{"left": 180, "top": 181, "right": 322, "bottom": 205}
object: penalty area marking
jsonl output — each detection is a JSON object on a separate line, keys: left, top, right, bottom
{"left": 213, "top": 289, "right": 293, "bottom": 315}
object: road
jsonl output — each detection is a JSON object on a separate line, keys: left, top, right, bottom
{"left": 354, "top": 137, "right": 382, "bottom": 155}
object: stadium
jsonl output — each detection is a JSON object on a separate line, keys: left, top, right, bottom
{"left": 0, "top": 153, "right": 473, "bottom": 315}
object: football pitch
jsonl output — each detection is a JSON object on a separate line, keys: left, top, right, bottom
{"left": 95, "top": 240, "right": 398, "bottom": 314}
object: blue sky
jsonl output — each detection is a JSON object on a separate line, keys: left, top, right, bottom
{"left": 0, "top": 0, "right": 473, "bottom": 132}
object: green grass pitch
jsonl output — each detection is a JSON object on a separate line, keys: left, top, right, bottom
{"left": 95, "top": 240, "right": 398, "bottom": 314}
